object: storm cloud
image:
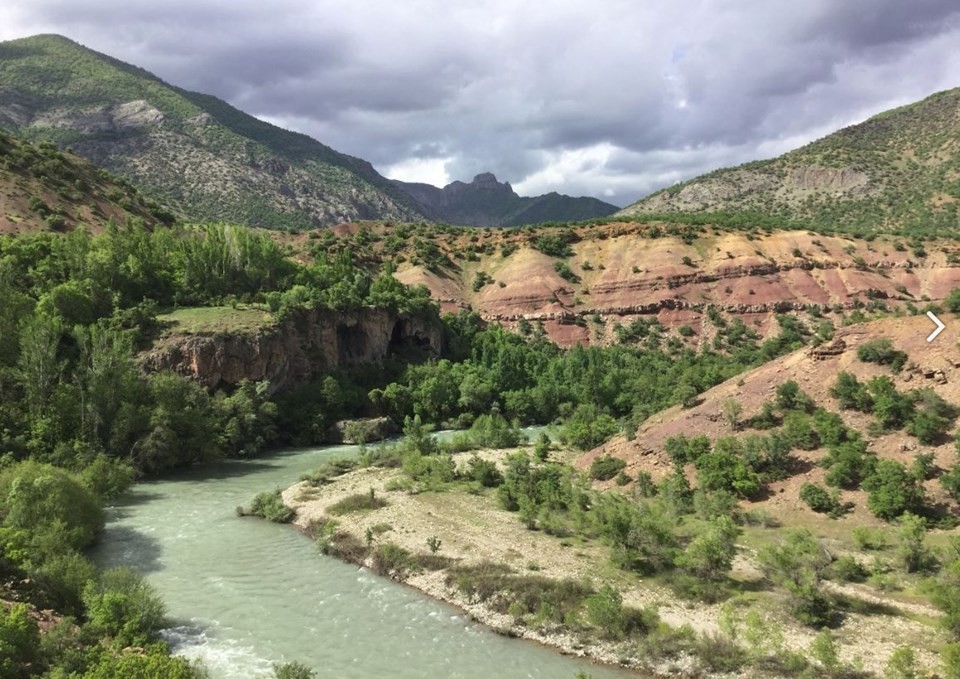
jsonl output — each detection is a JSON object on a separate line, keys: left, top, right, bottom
{"left": 3, "top": 0, "right": 960, "bottom": 206}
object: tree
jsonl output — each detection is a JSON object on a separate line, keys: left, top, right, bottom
{"left": 758, "top": 530, "right": 834, "bottom": 626}
{"left": 863, "top": 460, "right": 926, "bottom": 521}
{"left": 722, "top": 398, "right": 742, "bottom": 430}
{"left": 897, "top": 512, "right": 935, "bottom": 573}
{"left": 775, "top": 380, "right": 813, "bottom": 412}
{"left": 16, "top": 311, "right": 63, "bottom": 416}
{"left": 676, "top": 515, "right": 739, "bottom": 581}
{"left": 830, "top": 371, "right": 871, "bottom": 411}
{"left": 0, "top": 604, "right": 38, "bottom": 677}
{"left": 83, "top": 567, "right": 167, "bottom": 647}
{"left": 585, "top": 585, "right": 626, "bottom": 639}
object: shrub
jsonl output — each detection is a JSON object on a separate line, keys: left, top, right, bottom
{"left": 585, "top": 585, "right": 626, "bottom": 639}
{"left": 799, "top": 482, "right": 842, "bottom": 516}
{"left": 758, "top": 530, "right": 835, "bottom": 627}
{"left": 246, "top": 489, "right": 295, "bottom": 523}
{"left": 898, "top": 512, "right": 936, "bottom": 574}
{"left": 928, "top": 559, "right": 960, "bottom": 638}
{"left": 555, "top": 261, "right": 580, "bottom": 283}
{"left": 590, "top": 455, "right": 626, "bottom": 481}
{"left": 863, "top": 460, "right": 926, "bottom": 521}
{"left": 775, "top": 380, "right": 814, "bottom": 412}
{"left": 852, "top": 526, "right": 888, "bottom": 551}
{"left": 857, "top": 338, "right": 908, "bottom": 372}
{"left": 273, "top": 662, "right": 317, "bottom": 679}
{"left": 327, "top": 490, "right": 388, "bottom": 516}
{"left": 0, "top": 461, "right": 104, "bottom": 555}
{"left": 79, "top": 454, "right": 135, "bottom": 501}
{"left": 943, "top": 642, "right": 960, "bottom": 679}
{"left": 466, "top": 455, "right": 503, "bottom": 487}
{"left": 563, "top": 404, "right": 619, "bottom": 450}
{"left": 0, "top": 604, "right": 38, "bottom": 676}
{"left": 371, "top": 542, "right": 415, "bottom": 579}
{"left": 676, "top": 515, "right": 739, "bottom": 581}
{"left": 825, "top": 555, "right": 868, "bottom": 583}
{"left": 468, "top": 413, "right": 524, "bottom": 448}
{"left": 695, "top": 632, "right": 747, "bottom": 673}
{"left": 83, "top": 567, "right": 167, "bottom": 646}
{"left": 664, "top": 434, "right": 711, "bottom": 466}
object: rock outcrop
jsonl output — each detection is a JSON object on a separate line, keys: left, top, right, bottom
{"left": 141, "top": 307, "right": 442, "bottom": 394}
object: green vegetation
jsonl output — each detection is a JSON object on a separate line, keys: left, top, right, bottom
{"left": 327, "top": 489, "right": 389, "bottom": 515}
{"left": 243, "top": 489, "right": 295, "bottom": 523}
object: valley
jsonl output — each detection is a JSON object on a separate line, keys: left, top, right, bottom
{"left": 1, "top": 28, "right": 960, "bottom": 679}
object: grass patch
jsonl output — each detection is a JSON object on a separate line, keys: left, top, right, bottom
{"left": 326, "top": 490, "right": 388, "bottom": 515}
{"left": 158, "top": 305, "right": 275, "bottom": 335}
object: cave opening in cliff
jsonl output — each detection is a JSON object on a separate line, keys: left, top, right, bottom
{"left": 388, "top": 321, "right": 431, "bottom": 361}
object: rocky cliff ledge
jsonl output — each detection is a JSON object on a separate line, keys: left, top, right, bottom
{"left": 141, "top": 307, "right": 442, "bottom": 393}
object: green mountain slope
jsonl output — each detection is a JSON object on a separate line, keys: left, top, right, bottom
{"left": 392, "top": 172, "right": 618, "bottom": 226}
{"left": 618, "top": 87, "right": 960, "bottom": 235}
{"left": 0, "top": 34, "right": 431, "bottom": 230}
{"left": 0, "top": 128, "right": 169, "bottom": 233}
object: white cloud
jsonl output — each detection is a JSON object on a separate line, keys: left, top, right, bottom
{"left": 384, "top": 157, "right": 452, "bottom": 186}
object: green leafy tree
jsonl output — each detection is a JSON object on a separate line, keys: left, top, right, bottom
{"left": 676, "top": 515, "right": 740, "bottom": 581}
{"left": 863, "top": 459, "right": 926, "bottom": 520}
{"left": 83, "top": 567, "right": 167, "bottom": 647}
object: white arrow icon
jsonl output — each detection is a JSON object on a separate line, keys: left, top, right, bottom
{"left": 927, "top": 311, "right": 946, "bottom": 342}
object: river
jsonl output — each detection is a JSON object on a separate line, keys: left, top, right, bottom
{"left": 90, "top": 441, "right": 635, "bottom": 679}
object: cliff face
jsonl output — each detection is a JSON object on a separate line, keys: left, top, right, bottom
{"left": 141, "top": 307, "right": 442, "bottom": 393}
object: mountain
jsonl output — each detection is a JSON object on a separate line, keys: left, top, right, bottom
{"left": 0, "top": 34, "right": 431, "bottom": 230}
{"left": 0, "top": 127, "right": 169, "bottom": 234}
{"left": 618, "top": 87, "right": 960, "bottom": 234}
{"left": 391, "top": 172, "right": 618, "bottom": 226}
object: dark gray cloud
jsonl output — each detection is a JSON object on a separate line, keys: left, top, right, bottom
{"left": 3, "top": 0, "right": 960, "bottom": 206}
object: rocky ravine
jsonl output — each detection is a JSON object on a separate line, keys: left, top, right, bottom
{"left": 141, "top": 307, "right": 442, "bottom": 394}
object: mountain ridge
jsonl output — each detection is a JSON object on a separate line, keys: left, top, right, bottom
{"left": 0, "top": 34, "right": 431, "bottom": 229}
{"left": 617, "top": 86, "right": 960, "bottom": 235}
{"left": 391, "top": 172, "right": 618, "bottom": 226}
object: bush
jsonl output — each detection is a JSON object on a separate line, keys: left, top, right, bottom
{"left": 857, "top": 338, "right": 908, "bottom": 372}
{"left": 852, "top": 526, "right": 888, "bottom": 551}
{"left": 0, "top": 460, "right": 104, "bottom": 555}
{"left": 371, "top": 542, "right": 416, "bottom": 579}
{"left": 563, "top": 404, "right": 619, "bottom": 451}
{"left": 825, "top": 555, "right": 868, "bottom": 583}
{"left": 863, "top": 460, "right": 926, "bottom": 521}
{"left": 585, "top": 585, "right": 626, "bottom": 639}
{"left": 246, "top": 489, "right": 295, "bottom": 523}
{"left": 466, "top": 455, "right": 503, "bottom": 487}
{"left": 0, "top": 604, "right": 38, "bottom": 677}
{"left": 273, "top": 661, "right": 317, "bottom": 679}
{"left": 676, "top": 515, "right": 739, "bottom": 581}
{"left": 327, "top": 490, "right": 388, "bottom": 516}
{"left": 929, "top": 559, "right": 960, "bottom": 639}
{"left": 83, "top": 567, "right": 167, "bottom": 646}
{"left": 79, "top": 454, "right": 135, "bottom": 501}
{"left": 468, "top": 413, "right": 524, "bottom": 449}
{"left": 590, "top": 455, "right": 626, "bottom": 481}
{"left": 695, "top": 632, "right": 747, "bottom": 673}
{"left": 799, "top": 482, "right": 843, "bottom": 516}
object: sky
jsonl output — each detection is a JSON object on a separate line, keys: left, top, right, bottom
{"left": 3, "top": 1, "right": 960, "bottom": 207}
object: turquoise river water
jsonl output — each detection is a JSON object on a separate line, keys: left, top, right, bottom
{"left": 90, "top": 440, "right": 635, "bottom": 679}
